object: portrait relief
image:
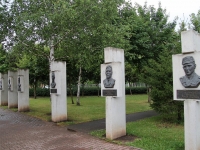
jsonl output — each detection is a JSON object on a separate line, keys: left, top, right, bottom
{"left": 103, "top": 65, "right": 115, "bottom": 88}
{"left": 51, "top": 71, "right": 56, "bottom": 88}
{"left": 179, "top": 56, "right": 200, "bottom": 88}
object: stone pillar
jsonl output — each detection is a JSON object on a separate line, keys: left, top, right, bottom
{"left": 101, "top": 47, "right": 126, "bottom": 140}
{"left": 18, "top": 69, "right": 29, "bottom": 112}
{"left": 173, "top": 30, "right": 200, "bottom": 150}
{"left": 184, "top": 100, "right": 200, "bottom": 149}
{"left": 50, "top": 61, "right": 67, "bottom": 122}
{"left": 8, "top": 71, "right": 18, "bottom": 108}
{"left": 0, "top": 73, "right": 8, "bottom": 106}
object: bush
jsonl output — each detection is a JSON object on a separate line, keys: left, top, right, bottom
{"left": 126, "top": 87, "right": 147, "bottom": 94}
{"left": 29, "top": 88, "right": 50, "bottom": 97}
{"left": 139, "top": 50, "right": 184, "bottom": 123}
{"left": 29, "top": 86, "right": 147, "bottom": 97}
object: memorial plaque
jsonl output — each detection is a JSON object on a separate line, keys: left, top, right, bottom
{"left": 103, "top": 89, "right": 117, "bottom": 96}
{"left": 51, "top": 89, "right": 57, "bottom": 93}
{"left": 177, "top": 90, "right": 200, "bottom": 99}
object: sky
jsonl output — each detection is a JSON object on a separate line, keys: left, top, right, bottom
{"left": 129, "top": 0, "right": 200, "bottom": 28}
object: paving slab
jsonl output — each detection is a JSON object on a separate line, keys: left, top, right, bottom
{"left": 0, "top": 108, "right": 140, "bottom": 150}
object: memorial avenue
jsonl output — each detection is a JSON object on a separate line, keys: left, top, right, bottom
{"left": 0, "top": 0, "right": 200, "bottom": 150}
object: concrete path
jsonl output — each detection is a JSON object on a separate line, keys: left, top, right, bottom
{"left": 0, "top": 108, "right": 142, "bottom": 150}
{"left": 67, "top": 110, "right": 158, "bottom": 133}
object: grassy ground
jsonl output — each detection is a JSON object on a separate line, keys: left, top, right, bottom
{"left": 4, "top": 94, "right": 150, "bottom": 124}
{"left": 91, "top": 116, "right": 184, "bottom": 150}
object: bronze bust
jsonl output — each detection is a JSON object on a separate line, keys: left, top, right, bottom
{"left": 8, "top": 78, "right": 11, "bottom": 90}
{"left": 51, "top": 72, "right": 56, "bottom": 88}
{"left": 180, "top": 56, "right": 200, "bottom": 88}
{"left": 18, "top": 77, "right": 21, "bottom": 91}
{"left": 103, "top": 65, "right": 115, "bottom": 88}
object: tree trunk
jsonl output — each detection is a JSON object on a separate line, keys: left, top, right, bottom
{"left": 69, "top": 85, "right": 74, "bottom": 104}
{"left": 33, "top": 81, "right": 37, "bottom": 99}
{"left": 148, "top": 87, "right": 151, "bottom": 103}
{"left": 97, "top": 83, "right": 100, "bottom": 97}
{"left": 49, "top": 40, "right": 54, "bottom": 101}
{"left": 129, "top": 82, "right": 132, "bottom": 95}
{"left": 76, "top": 66, "right": 81, "bottom": 106}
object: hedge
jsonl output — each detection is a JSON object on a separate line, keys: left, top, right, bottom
{"left": 29, "top": 87, "right": 147, "bottom": 97}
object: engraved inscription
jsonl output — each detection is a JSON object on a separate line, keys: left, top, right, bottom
{"left": 177, "top": 90, "right": 200, "bottom": 99}
{"left": 103, "top": 89, "right": 117, "bottom": 96}
{"left": 51, "top": 89, "right": 57, "bottom": 93}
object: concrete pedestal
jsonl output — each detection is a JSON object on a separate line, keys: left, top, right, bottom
{"left": 0, "top": 73, "right": 8, "bottom": 106}
{"left": 102, "top": 47, "right": 126, "bottom": 140}
{"left": 184, "top": 100, "right": 200, "bottom": 150}
{"left": 8, "top": 71, "right": 18, "bottom": 108}
{"left": 18, "top": 69, "right": 29, "bottom": 112}
{"left": 50, "top": 61, "right": 67, "bottom": 122}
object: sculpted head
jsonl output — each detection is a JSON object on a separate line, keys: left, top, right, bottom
{"left": 182, "top": 56, "right": 196, "bottom": 77}
{"left": 105, "top": 65, "right": 112, "bottom": 79}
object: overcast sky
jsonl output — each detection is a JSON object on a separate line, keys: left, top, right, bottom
{"left": 129, "top": 0, "right": 200, "bottom": 27}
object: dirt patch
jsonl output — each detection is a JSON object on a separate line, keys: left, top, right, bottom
{"left": 103, "top": 134, "right": 138, "bottom": 144}
{"left": 115, "top": 135, "right": 138, "bottom": 144}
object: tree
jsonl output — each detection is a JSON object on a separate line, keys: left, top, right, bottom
{"left": 190, "top": 10, "right": 200, "bottom": 32}
{"left": 140, "top": 49, "right": 183, "bottom": 122}
{"left": 124, "top": 2, "right": 176, "bottom": 70}
{"left": 0, "top": 44, "right": 8, "bottom": 73}
{"left": 125, "top": 62, "right": 139, "bottom": 95}
{"left": 9, "top": 0, "right": 128, "bottom": 105}
{"left": 17, "top": 51, "right": 49, "bottom": 99}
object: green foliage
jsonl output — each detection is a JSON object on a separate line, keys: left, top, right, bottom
{"left": 140, "top": 50, "right": 183, "bottom": 122}
{"left": 29, "top": 86, "right": 147, "bottom": 97}
{"left": 0, "top": 45, "right": 8, "bottom": 73}
{"left": 29, "top": 88, "right": 50, "bottom": 97}
{"left": 126, "top": 87, "right": 147, "bottom": 94}
{"left": 190, "top": 10, "right": 200, "bottom": 32}
{"left": 124, "top": 2, "right": 177, "bottom": 68}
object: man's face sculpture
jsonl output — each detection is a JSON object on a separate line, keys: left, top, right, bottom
{"left": 182, "top": 56, "right": 196, "bottom": 77}
{"left": 105, "top": 67, "right": 112, "bottom": 79}
{"left": 183, "top": 62, "right": 196, "bottom": 76}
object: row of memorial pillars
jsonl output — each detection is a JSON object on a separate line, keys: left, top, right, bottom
{"left": 0, "top": 69, "right": 29, "bottom": 112}
{"left": 173, "top": 30, "right": 200, "bottom": 150}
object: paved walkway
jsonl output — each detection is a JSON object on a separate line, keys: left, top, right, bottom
{"left": 0, "top": 108, "right": 143, "bottom": 150}
{"left": 67, "top": 110, "right": 157, "bottom": 133}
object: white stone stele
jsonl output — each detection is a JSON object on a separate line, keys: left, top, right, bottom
{"left": 8, "top": 71, "right": 18, "bottom": 108}
{"left": 50, "top": 61, "right": 67, "bottom": 122}
{"left": 0, "top": 73, "right": 8, "bottom": 106}
{"left": 18, "top": 69, "right": 29, "bottom": 112}
{"left": 184, "top": 99, "right": 200, "bottom": 150}
{"left": 181, "top": 30, "right": 200, "bottom": 53}
{"left": 172, "top": 52, "right": 200, "bottom": 100}
{"left": 173, "top": 30, "right": 200, "bottom": 150}
{"left": 102, "top": 47, "right": 126, "bottom": 140}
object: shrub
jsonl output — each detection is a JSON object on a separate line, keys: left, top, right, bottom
{"left": 29, "top": 86, "right": 147, "bottom": 97}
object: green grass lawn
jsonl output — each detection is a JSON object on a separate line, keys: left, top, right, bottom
{"left": 1, "top": 94, "right": 150, "bottom": 124}
{"left": 91, "top": 116, "right": 184, "bottom": 150}
{"left": 23, "top": 94, "right": 151, "bottom": 124}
